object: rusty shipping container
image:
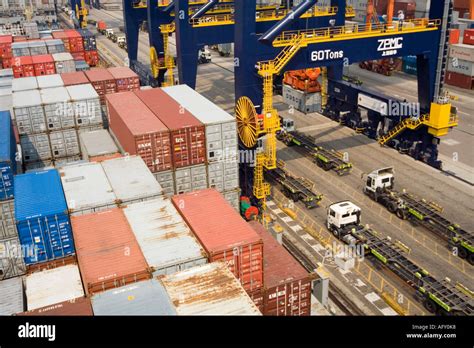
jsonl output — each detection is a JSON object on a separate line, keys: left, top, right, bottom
{"left": 106, "top": 92, "right": 172, "bottom": 173}
{"left": 18, "top": 297, "right": 93, "bottom": 316}
{"left": 107, "top": 67, "right": 140, "bottom": 92}
{"left": 135, "top": 88, "right": 206, "bottom": 169}
{"left": 60, "top": 72, "right": 89, "bottom": 86}
{"left": 71, "top": 208, "right": 151, "bottom": 295}
{"left": 249, "top": 221, "right": 312, "bottom": 316}
{"left": 85, "top": 68, "right": 117, "bottom": 103}
{"left": 171, "top": 189, "right": 264, "bottom": 292}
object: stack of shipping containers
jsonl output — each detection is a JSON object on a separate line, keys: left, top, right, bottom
{"left": 447, "top": 28, "right": 474, "bottom": 90}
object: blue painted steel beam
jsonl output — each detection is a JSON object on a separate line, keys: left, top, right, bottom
{"left": 190, "top": 0, "right": 219, "bottom": 19}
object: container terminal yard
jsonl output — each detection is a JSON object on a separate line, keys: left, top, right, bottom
{"left": 0, "top": 0, "right": 473, "bottom": 336}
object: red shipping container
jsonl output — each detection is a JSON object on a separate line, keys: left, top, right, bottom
{"left": 171, "top": 189, "right": 264, "bottom": 292}
{"left": 84, "top": 50, "right": 99, "bottom": 66}
{"left": 0, "top": 35, "right": 12, "bottom": 59}
{"left": 106, "top": 91, "right": 172, "bottom": 172}
{"left": 17, "top": 297, "right": 93, "bottom": 316}
{"left": 52, "top": 31, "right": 70, "bottom": 52}
{"left": 13, "top": 36, "right": 27, "bottom": 42}
{"left": 65, "top": 30, "right": 84, "bottom": 53}
{"left": 463, "top": 29, "right": 474, "bottom": 45}
{"left": 445, "top": 71, "right": 474, "bottom": 89}
{"left": 72, "top": 51, "right": 85, "bottom": 61}
{"left": 12, "top": 56, "right": 35, "bottom": 78}
{"left": 32, "top": 54, "right": 56, "bottom": 76}
{"left": 248, "top": 221, "right": 312, "bottom": 316}
{"left": 108, "top": 67, "right": 140, "bottom": 92}
{"left": 449, "top": 29, "right": 461, "bottom": 45}
{"left": 2, "top": 58, "right": 12, "bottom": 68}
{"left": 85, "top": 68, "right": 117, "bottom": 103}
{"left": 71, "top": 209, "right": 151, "bottom": 295}
{"left": 135, "top": 88, "right": 206, "bottom": 168}
{"left": 60, "top": 71, "right": 89, "bottom": 86}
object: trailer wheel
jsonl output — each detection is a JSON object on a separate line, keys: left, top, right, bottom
{"left": 396, "top": 209, "right": 407, "bottom": 220}
{"left": 387, "top": 202, "right": 397, "bottom": 214}
{"left": 424, "top": 298, "right": 437, "bottom": 314}
{"left": 291, "top": 192, "right": 300, "bottom": 202}
{"left": 467, "top": 253, "right": 474, "bottom": 266}
{"left": 316, "top": 158, "right": 323, "bottom": 168}
{"left": 457, "top": 247, "right": 468, "bottom": 259}
{"left": 322, "top": 162, "right": 332, "bottom": 171}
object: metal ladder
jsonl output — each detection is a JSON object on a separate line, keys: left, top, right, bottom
{"left": 378, "top": 115, "right": 430, "bottom": 145}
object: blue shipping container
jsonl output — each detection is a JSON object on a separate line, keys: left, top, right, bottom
{"left": 0, "top": 110, "right": 16, "bottom": 201}
{"left": 14, "top": 169, "right": 75, "bottom": 265}
{"left": 77, "top": 29, "right": 97, "bottom": 51}
{"left": 403, "top": 56, "right": 418, "bottom": 75}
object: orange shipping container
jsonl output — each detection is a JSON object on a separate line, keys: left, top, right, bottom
{"left": 71, "top": 209, "right": 151, "bottom": 295}
{"left": 17, "top": 297, "right": 93, "bottom": 316}
{"left": 60, "top": 71, "right": 89, "bottom": 86}
{"left": 449, "top": 29, "right": 461, "bottom": 45}
{"left": 171, "top": 189, "right": 264, "bottom": 292}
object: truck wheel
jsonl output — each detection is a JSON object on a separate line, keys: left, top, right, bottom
{"left": 423, "top": 298, "right": 437, "bottom": 314}
{"left": 387, "top": 202, "right": 397, "bottom": 214}
{"left": 316, "top": 158, "right": 323, "bottom": 168}
{"left": 332, "top": 228, "right": 340, "bottom": 239}
{"left": 396, "top": 209, "right": 407, "bottom": 220}
{"left": 291, "top": 192, "right": 299, "bottom": 202}
{"left": 322, "top": 162, "right": 331, "bottom": 171}
{"left": 457, "top": 247, "right": 468, "bottom": 259}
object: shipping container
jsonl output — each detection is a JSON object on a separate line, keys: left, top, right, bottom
{"left": 20, "top": 133, "right": 52, "bottom": 163}
{"left": 207, "top": 161, "right": 239, "bottom": 193}
{"left": 25, "top": 264, "right": 84, "bottom": 311}
{"left": 32, "top": 54, "right": 56, "bottom": 76}
{"left": 79, "top": 129, "right": 120, "bottom": 161}
{"left": 49, "top": 128, "right": 81, "bottom": 159}
{"left": 123, "top": 197, "right": 207, "bottom": 276}
{"left": 135, "top": 88, "right": 206, "bottom": 169}
{"left": 445, "top": 70, "right": 474, "bottom": 89}
{"left": 11, "top": 42, "right": 30, "bottom": 57}
{"left": 83, "top": 50, "right": 99, "bottom": 67}
{"left": 77, "top": 29, "right": 97, "bottom": 51}
{"left": 40, "top": 86, "right": 74, "bottom": 130}
{"left": 60, "top": 71, "right": 89, "bottom": 86}
{"left": 14, "top": 169, "right": 75, "bottom": 265}
{"left": 18, "top": 297, "right": 93, "bottom": 316}
{"left": 447, "top": 57, "right": 474, "bottom": 76}
{"left": 0, "top": 199, "right": 16, "bottom": 239}
{"left": 52, "top": 31, "right": 70, "bottom": 52}
{"left": 71, "top": 208, "right": 151, "bottom": 295}
{"left": 64, "top": 30, "right": 84, "bottom": 53}
{"left": 52, "top": 52, "right": 76, "bottom": 74}
{"left": 249, "top": 221, "right": 312, "bottom": 316}
{"left": 101, "top": 156, "right": 163, "bottom": 204}
{"left": 85, "top": 69, "right": 116, "bottom": 103}
{"left": 223, "top": 188, "right": 240, "bottom": 212}
{"left": 37, "top": 74, "right": 64, "bottom": 89}
{"left": 153, "top": 170, "right": 174, "bottom": 196}
{"left": 0, "top": 35, "right": 13, "bottom": 59}
{"left": 12, "top": 76, "right": 38, "bottom": 92}
{"left": 0, "top": 237, "right": 26, "bottom": 280}
{"left": 12, "top": 55, "right": 35, "bottom": 78}
{"left": 66, "top": 84, "right": 102, "bottom": 129}
{"left": 159, "top": 262, "right": 261, "bottom": 315}
{"left": 174, "top": 164, "right": 208, "bottom": 194}
{"left": 450, "top": 43, "right": 474, "bottom": 63}
{"left": 74, "top": 60, "right": 89, "bottom": 72}
{"left": 28, "top": 40, "right": 48, "bottom": 56}
{"left": 59, "top": 162, "right": 117, "bottom": 215}
{"left": 283, "top": 84, "right": 322, "bottom": 114}
{"left": 45, "top": 39, "right": 65, "bottom": 54}
{"left": 0, "top": 277, "right": 24, "bottom": 315}
{"left": 72, "top": 52, "right": 85, "bottom": 61}
{"left": 463, "top": 29, "right": 474, "bottom": 45}
{"left": 172, "top": 189, "right": 264, "bottom": 291}
{"left": 163, "top": 84, "right": 238, "bottom": 164}
{"left": 91, "top": 279, "right": 177, "bottom": 315}
{"left": 107, "top": 67, "right": 140, "bottom": 92}
{"left": 106, "top": 92, "right": 172, "bottom": 173}
{"left": 0, "top": 110, "right": 16, "bottom": 201}
{"left": 13, "top": 89, "right": 46, "bottom": 135}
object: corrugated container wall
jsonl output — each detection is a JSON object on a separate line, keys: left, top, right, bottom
{"left": 0, "top": 199, "right": 16, "bottom": 240}
{"left": 0, "top": 110, "right": 16, "bottom": 201}
{"left": 171, "top": 189, "right": 264, "bottom": 292}
{"left": 174, "top": 164, "right": 208, "bottom": 194}
{"left": 106, "top": 92, "right": 172, "bottom": 173}
{"left": 12, "top": 76, "right": 37, "bottom": 92}
{"left": 18, "top": 297, "right": 93, "bottom": 316}
{"left": 66, "top": 84, "right": 102, "bottom": 129}
{"left": 135, "top": 88, "right": 207, "bottom": 169}
{"left": 52, "top": 52, "right": 76, "bottom": 74}
{"left": 71, "top": 208, "right": 151, "bottom": 295}
{"left": 159, "top": 262, "right": 261, "bottom": 315}
{"left": 13, "top": 89, "right": 46, "bottom": 135}
{"left": 0, "top": 237, "right": 26, "bottom": 280}
{"left": 249, "top": 221, "right": 312, "bottom": 316}
{"left": 0, "top": 277, "right": 24, "bottom": 315}
{"left": 79, "top": 129, "right": 120, "bottom": 162}
{"left": 14, "top": 170, "right": 75, "bottom": 265}
{"left": 25, "top": 264, "right": 84, "bottom": 311}
{"left": 123, "top": 197, "right": 207, "bottom": 276}
{"left": 37, "top": 74, "right": 64, "bottom": 89}
{"left": 91, "top": 279, "right": 177, "bottom": 315}
{"left": 85, "top": 68, "right": 116, "bottom": 103}
{"left": 107, "top": 67, "right": 140, "bottom": 92}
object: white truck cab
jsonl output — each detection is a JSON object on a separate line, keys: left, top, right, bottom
{"left": 327, "top": 201, "right": 361, "bottom": 238}
{"left": 364, "top": 167, "right": 394, "bottom": 194}
{"left": 117, "top": 36, "right": 126, "bottom": 44}
{"left": 280, "top": 117, "right": 295, "bottom": 132}
{"left": 198, "top": 47, "right": 212, "bottom": 64}
{"left": 105, "top": 29, "right": 114, "bottom": 38}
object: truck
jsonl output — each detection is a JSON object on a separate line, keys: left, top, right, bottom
{"left": 363, "top": 167, "right": 474, "bottom": 265}
{"left": 105, "top": 28, "right": 114, "bottom": 39}
{"left": 277, "top": 121, "right": 352, "bottom": 175}
{"left": 96, "top": 21, "right": 107, "bottom": 34}
{"left": 217, "top": 43, "right": 232, "bottom": 57}
{"left": 326, "top": 201, "right": 473, "bottom": 315}
{"left": 117, "top": 35, "right": 126, "bottom": 48}
{"left": 198, "top": 47, "right": 212, "bottom": 64}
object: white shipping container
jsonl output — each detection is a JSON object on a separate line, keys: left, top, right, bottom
{"left": 223, "top": 189, "right": 240, "bottom": 212}
{"left": 0, "top": 198, "right": 16, "bottom": 239}
{"left": 449, "top": 44, "right": 474, "bottom": 63}
{"left": 447, "top": 57, "right": 474, "bottom": 77}
{"left": 153, "top": 170, "right": 174, "bottom": 196}
{"left": 174, "top": 164, "right": 208, "bottom": 194}
{"left": 66, "top": 84, "right": 102, "bottom": 128}
{"left": 37, "top": 74, "right": 64, "bottom": 89}
{"left": 162, "top": 85, "right": 238, "bottom": 163}
{"left": 0, "top": 237, "right": 26, "bottom": 280}
{"left": 159, "top": 262, "right": 261, "bottom": 315}
{"left": 53, "top": 52, "right": 76, "bottom": 74}
{"left": 13, "top": 89, "right": 46, "bottom": 135}
{"left": 59, "top": 162, "right": 117, "bottom": 215}
{"left": 25, "top": 264, "right": 85, "bottom": 311}
{"left": 207, "top": 161, "right": 239, "bottom": 192}
{"left": 28, "top": 40, "right": 47, "bottom": 55}
{"left": 50, "top": 128, "right": 81, "bottom": 158}
{"left": 0, "top": 277, "right": 24, "bottom": 315}
{"left": 123, "top": 197, "right": 207, "bottom": 276}
{"left": 40, "top": 86, "right": 74, "bottom": 130}
{"left": 79, "top": 129, "right": 119, "bottom": 160}
{"left": 101, "top": 156, "right": 163, "bottom": 204}
{"left": 12, "top": 76, "right": 38, "bottom": 92}
{"left": 45, "top": 39, "right": 65, "bottom": 54}
{"left": 20, "top": 133, "right": 52, "bottom": 162}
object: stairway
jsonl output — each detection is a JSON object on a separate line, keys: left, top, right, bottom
{"left": 378, "top": 115, "right": 429, "bottom": 145}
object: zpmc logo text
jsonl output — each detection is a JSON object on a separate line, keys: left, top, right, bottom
{"left": 377, "top": 37, "right": 403, "bottom": 56}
